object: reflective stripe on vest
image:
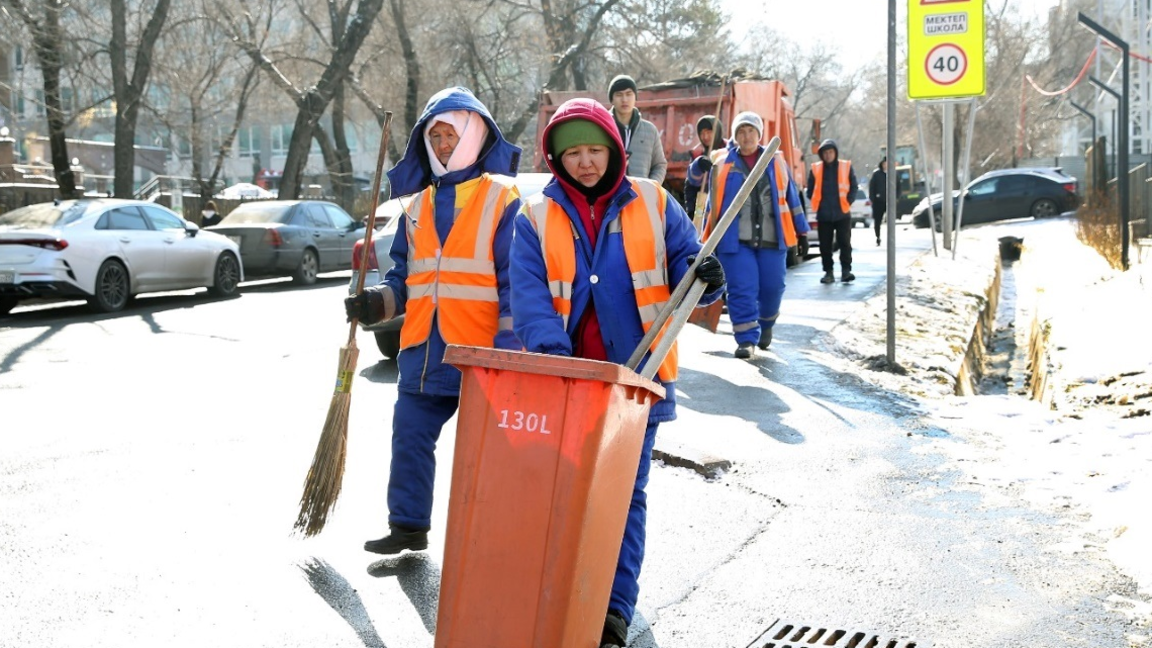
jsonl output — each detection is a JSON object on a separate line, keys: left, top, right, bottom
{"left": 401, "top": 174, "right": 517, "bottom": 350}
{"left": 705, "top": 153, "right": 798, "bottom": 247}
{"left": 810, "top": 159, "right": 852, "bottom": 213}
{"left": 526, "top": 178, "right": 678, "bottom": 382}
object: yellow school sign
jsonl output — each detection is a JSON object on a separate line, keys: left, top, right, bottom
{"left": 908, "top": 0, "right": 985, "bottom": 99}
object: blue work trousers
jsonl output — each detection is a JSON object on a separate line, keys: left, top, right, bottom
{"left": 608, "top": 419, "right": 660, "bottom": 625}
{"left": 718, "top": 245, "right": 788, "bottom": 346}
{"left": 386, "top": 391, "right": 459, "bottom": 530}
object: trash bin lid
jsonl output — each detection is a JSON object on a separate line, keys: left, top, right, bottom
{"left": 444, "top": 345, "right": 665, "bottom": 398}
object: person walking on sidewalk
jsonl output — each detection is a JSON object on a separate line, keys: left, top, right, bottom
{"left": 703, "top": 111, "right": 808, "bottom": 358}
{"left": 608, "top": 74, "right": 667, "bottom": 183}
{"left": 806, "top": 139, "right": 858, "bottom": 283}
{"left": 870, "top": 157, "right": 887, "bottom": 246}
{"left": 682, "top": 114, "right": 726, "bottom": 224}
{"left": 510, "top": 98, "right": 725, "bottom": 648}
{"left": 342, "top": 86, "right": 524, "bottom": 556}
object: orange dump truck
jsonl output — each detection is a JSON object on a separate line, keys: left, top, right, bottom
{"left": 535, "top": 76, "right": 808, "bottom": 198}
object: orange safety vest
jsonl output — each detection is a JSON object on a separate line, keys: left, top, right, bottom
{"left": 526, "top": 178, "right": 678, "bottom": 382}
{"left": 810, "top": 159, "right": 853, "bottom": 213}
{"left": 706, "top": 152, "right": 799, "bottom": 247}
{"left": 400, "top": 174, "right": 518, "bottom": 350}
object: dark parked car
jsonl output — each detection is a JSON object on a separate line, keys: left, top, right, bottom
{"left": 912, "top": 168, "right": 1078, "bottom": 229}
{"left": 207, "top": 200, "right": 364, "bottom": 284}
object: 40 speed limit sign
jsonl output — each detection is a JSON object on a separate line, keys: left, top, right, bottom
{"left": 908, "top": 0, "right": 985, "bottom": 99}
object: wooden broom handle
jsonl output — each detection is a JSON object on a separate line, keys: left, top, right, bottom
{"left": 347, "top": 111, "right": 394, "bottom": 342}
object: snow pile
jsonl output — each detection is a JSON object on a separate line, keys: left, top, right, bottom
{"left": 820, "top": 218, "right": 1152, "bottom": 602}
{"left": 821, "top": 231, "right": 1001, "bottom": 399}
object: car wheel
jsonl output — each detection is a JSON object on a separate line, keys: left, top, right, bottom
{"left": 1030, "top": 198, "right": 1058, "bottom": 219}
{"left": 0, "top": 296, "right": 18, "bottom": 316}
{"left": 88, "top": 259, "right": 130, "bottom": 313}
{"left": 375, "top": 330, "right": 401, "bottom": 359}
{"left": 208, "top": 252, "right": 241, "bottom": 297}
{"left": 293, "top": 248, "right": 319, "bottom": 285}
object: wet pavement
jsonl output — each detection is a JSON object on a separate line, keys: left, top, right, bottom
{"left": 1, "top": 221, "right": 1148, "bottom": 647}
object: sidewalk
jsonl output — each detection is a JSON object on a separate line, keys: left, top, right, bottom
{"left": 635, "top": 218, "right": 1151, "bottom": 647}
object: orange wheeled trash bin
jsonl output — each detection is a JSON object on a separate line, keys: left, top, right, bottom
{"left": 436, "top": 345, "right": 665, "bottom": 648}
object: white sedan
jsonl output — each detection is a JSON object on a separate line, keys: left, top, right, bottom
{"left": 0, "top": 199, "right": 243, "bottom": 315}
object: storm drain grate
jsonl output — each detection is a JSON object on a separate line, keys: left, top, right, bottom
{"left": 744, "top": 619, "right": 929, "bottom": 648}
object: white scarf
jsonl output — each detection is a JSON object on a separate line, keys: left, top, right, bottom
{"left": 423, "top": 110, "right": 489, "bottom": 177}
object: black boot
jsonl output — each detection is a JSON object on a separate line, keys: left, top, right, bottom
{"left": 364, "top": 524, "right": 429, "bottom": 555}
{"left": 758, "top": 327, "right": 773, "bottom": 350}
{"left": 600, "top": 610, "right": 628, "bottom": 647}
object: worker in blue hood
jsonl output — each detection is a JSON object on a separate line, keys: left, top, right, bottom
{"left": 344, "top": 86, "right": 523, "bottom": 555}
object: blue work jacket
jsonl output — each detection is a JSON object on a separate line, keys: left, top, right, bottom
{"left": 510, "top": 177, "right": 721, "bottom": 422}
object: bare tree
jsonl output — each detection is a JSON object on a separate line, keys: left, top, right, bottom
{"left": 599, "top": 0, "right": 733, "bottom": 81}
{"left": 2, "top": 0, "right": 80, "bottom": 197}
{"left": 150, "top": 1, "right": 264, "bottom": 199}
{"left": 108, "top": 0, "right": 171, "bottom": 197}
{"left": 216, "top": 0, "right": 384, "bottom": 200}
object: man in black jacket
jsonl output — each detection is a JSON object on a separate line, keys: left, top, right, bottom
{"left": 869, "top": 158, "right": 887, "bottom": 246}
{"left": 806, "top": 139, "right": 857, "bottom": 283}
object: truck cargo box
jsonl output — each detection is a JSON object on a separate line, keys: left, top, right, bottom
{"left": 535, "top": 75, "right": 807, "bottom": 198}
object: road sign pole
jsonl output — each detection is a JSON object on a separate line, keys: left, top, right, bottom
{"left": 942, "top": 102, "right": 954, "bottom": 251}
{"left": 952, "top": 97, "right": 979, "bottom": 259}
{"left": 887, "top": 0, "right": 897, "bottom": 363}
{"left": 915, "top": 104, "right": 939, "bottom": 257}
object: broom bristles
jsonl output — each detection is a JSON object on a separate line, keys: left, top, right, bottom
{"left": 294, "top": 341, "right": 359, "bottom": 537}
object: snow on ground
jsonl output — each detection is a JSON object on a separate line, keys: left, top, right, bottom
{"left": 816, "top": 218, "right": 1152, "bottom": 612}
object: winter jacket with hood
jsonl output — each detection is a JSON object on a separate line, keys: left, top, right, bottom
{"left": 368, "top": 86, "right": 523, "bottom": 397}
{"left": 615, "top": 108, "right": 668, "bottom": 184}
{"left": 869, "top": 162, "right": 887, "bottom": 208}
{"left": 510, "top": 98, "right": 720, "bottom": 422}
{"left": 805, "top": 139, "right": 857, "bottom": 222}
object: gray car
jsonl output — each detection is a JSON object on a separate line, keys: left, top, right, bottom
{"left": 208, "top": 200, "right": 364, "bottom": 284}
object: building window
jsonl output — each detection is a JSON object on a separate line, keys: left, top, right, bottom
{"left": 271, "top": 124, "right": 291, "bottom": 155}
{"left": 176, "top": 135, "right": 192, "bottom": 159}
{"left": 238, "top": 125, "right": 261, "bottom": 158}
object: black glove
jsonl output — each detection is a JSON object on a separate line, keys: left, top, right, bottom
{"left": 689, "top": 255, "right": 725, "bottom": 289}
{"left": 694, "top": 155, "right": 713, "bottom": 173}
{"left": 344, "top": 293, "right": 371, "bottom": 323}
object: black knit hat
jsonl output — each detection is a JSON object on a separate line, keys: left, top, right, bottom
{"left": 696, "top": 115, "right": 724, "bottom": 148}
{"left": 607, "top": 74, "right": 638, "bottom": 100}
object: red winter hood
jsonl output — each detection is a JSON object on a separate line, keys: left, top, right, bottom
{"left": 540, "top": 98, "right": 626, "bottom": 198}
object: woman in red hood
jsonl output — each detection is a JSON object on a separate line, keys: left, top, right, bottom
{"left": 510, "top": 98, "right": 726, "bottom": 647}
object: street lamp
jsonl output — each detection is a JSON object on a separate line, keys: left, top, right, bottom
{"left": 1088, "top": 75, "right": 1119, "bottom": 179}
{"left": 1079, "top": 12, "right": 1130, "bottom": 270}
{"left": 1068, "top": 100, "right": 1096, "bottom": 152}
{"left": 1069, "top": 100, "right": 1101, "bottom": 197}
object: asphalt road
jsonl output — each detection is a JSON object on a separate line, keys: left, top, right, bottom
{"left": 0, "top": 223, "right": 1142, "bottom": 648}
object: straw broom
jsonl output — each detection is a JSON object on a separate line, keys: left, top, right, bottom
{"left": 294, "top": 111, "right": 394, "bottom": 537}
